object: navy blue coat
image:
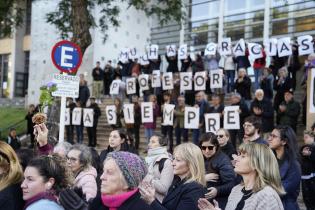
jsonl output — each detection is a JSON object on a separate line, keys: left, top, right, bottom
{"left": 89, "top": 191, "right": 152, "bottom": 210}
{"left": 279, "top": 158, "right": 301, "bottom": 210}
{"left": 150, "top": 176, "right": 205, "bottom": 210}
{"left": 204, "top": 151, "right": 236, "bottom": 209}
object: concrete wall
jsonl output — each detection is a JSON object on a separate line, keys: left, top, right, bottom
{"left": 27, "top": 0, "right": 150, "bottom": 105}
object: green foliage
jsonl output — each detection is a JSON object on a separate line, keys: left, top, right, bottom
{"left": 0, "top": 0, "right": 24, "bottom": 37}
{"left": 39, "top": 83, "right": 57, "bottom": 111}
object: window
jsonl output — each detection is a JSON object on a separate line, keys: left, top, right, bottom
{"left": 225, "top": 0, "right": 246, "bottom": 12}
{"left": 0, "top": 54, "right": 9, "bottom": 98}
{"left": 191, "top": 0, "right": 210, "bottom": 19}
{"left": 25, "top": 0, "right": 32, "bottom": 35}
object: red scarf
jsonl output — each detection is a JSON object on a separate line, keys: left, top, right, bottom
{"left": 101, "top": 188, "right": 138, "bottom": 210}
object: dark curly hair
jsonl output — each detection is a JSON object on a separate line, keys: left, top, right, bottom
{"left": 27, "top": 155, "right": 73, "bottom": 194}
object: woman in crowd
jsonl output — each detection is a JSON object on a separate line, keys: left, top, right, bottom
{"left": 260, "top": 67, "right": 274, "bottom": 101}
{"left": 273, "top": 67, "right": 292, "bottom": 114}
{"left": 89, "top": 151, "right": 152, "bottom": 210}
{"left": 144, "top": 135, "right": 174, "bottom": 202}
{"left": 216, "top": 128, "right": 236, "bottom": 160}
{"left": 234, "top": 68, "right": 252, "bottom": 108}
{"left": 200, "top": 133, "right": 235, "bottom": 209}
{"left": 21, "top": 155, "right": 72, "bottom": 210}
{"left": 66, "top": 144, "right": 97, "bottom": 202}
{"left": 268, "top": 125, "right": 301, "bottom": 210}
{"left": 300, "top": 130, "right": 315, "bottom": 210}
{"left": 198, "top": 143, "right": 285, "bottom": 210}
{"left": 99, "top": 129, "right": 129, "bottom": 164}
{"left": 140, "top": 143, "right": 206, "bottom": 210}
{"left": 0, "top": 142, "right": 24, "bottom": 210}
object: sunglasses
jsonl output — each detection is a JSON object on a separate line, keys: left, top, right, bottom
{"left": 217, "top": 135, "right": 225, "bottom": 138}
{"left": 201, "top": 146, "right": 215, "bottom": 151}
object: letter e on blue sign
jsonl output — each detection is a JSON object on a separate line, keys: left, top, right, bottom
{"left": 51, "top": 40, "right": 83, "bottom": 74}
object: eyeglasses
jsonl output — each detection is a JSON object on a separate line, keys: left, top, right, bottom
{"left": 217, "top": 135, "right": 225, "bottom": 138}
{"left": 269, "top": 133, "right": 280, "bottom": 139}
{"left": 201, "top": 146, "right": 215, "bottom": 151}
{"left": 66, "top": 156, "right": 78, "bottom": 163}
{"left": 243, "top": 123, "right": 254, "bottom": 128}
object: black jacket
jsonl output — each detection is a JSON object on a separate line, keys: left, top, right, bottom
{"left": 234, "top": 76, "right": 252, "bottom": 100}
{"left": 250, "top": 98, "right": 274, "bottom": 132}
{"left": 77, "top": 85, "right": 90, "bottom": 107}
{"left": 220, "top": 141, "right": 236, "bottom": 160}
{"left": 89, "top": 191, "right": 152, "bottom": 210}
{"left": 165, "top": 54, "right": 179, "bottom": 73}
{"left": 118, "top": 60, "right": 133, "bottom": 77}
{"left": 300, "top": 144, "right": 315, "bottom": 176}
{"left": 0, "top": 183, "right": 24, "bottom": 210}
{"left": 150, "top": 176, "right": 205, "bottom": 210}
{"left": 273, "top": 77, "right": 292, "bottom": 110}
{"left": 204, "top": 151, "right": 236, "bottom": 209}
{"left": 92, "top": 67, "right": 104, "bottom": 81}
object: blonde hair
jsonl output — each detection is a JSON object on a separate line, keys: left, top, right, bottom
{"left": 217, "top": 128, "right": 230, "bottom": 139}
{"left": 238, "top": 143, "right": 285, "bottom": 195}
{"left": 174, "top": 143, "right": 206, "bottom": 186}
{"left": 0, "top": 142, "right": 23, "bottom": 191}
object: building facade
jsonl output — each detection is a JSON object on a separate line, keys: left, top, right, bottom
{"left": 151, "top": 0, "right": 315, "bottom": 51}
{"left": 0, "top": 0, "right": 151, "bottom": 105}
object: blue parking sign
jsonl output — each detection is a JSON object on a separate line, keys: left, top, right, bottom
{"left": 51, "top": 40, "right": 82, "bottom": 74}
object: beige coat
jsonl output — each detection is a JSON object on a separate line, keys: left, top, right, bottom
{"left": 144, "top": 155, "right": 174, "bottom": 202}
{"left": 225, "top": 184, "right": 284, "bottom": 210}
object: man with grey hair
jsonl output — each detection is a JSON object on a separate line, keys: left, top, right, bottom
{"left": 250, "top": 89, "right": 274, "bottom": 138}
{"left": 228, "top": 92, "right": 250, "bottom": 148}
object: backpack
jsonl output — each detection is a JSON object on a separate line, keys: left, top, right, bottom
{"left": 158, "top": 158, "right": 168, "bottom": 173}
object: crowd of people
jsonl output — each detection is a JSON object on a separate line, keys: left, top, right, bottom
{"left": 1, "top": 121, "right": 315, "bottom": 210}
{"left": 1, "top": 47, "right": 315, "bottom": 210}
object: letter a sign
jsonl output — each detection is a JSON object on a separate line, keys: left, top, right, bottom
{"left": 51, "top": 40, "right": 83, "bottom": 75}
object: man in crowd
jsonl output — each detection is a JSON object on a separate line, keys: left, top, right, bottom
{"left": 228, "top": 92, "right": 250, "bottom": 148}
{"left": 92, "top": 61, "right": 104, "bottom": 103}
{"left": 243, "top": 116, "right": 268, "bottom": 145}
{"left": 207, "top": 94, "right": 225, "bottom": 127}
{"left": 193, "top": 91, "right": 209, "bottom": 145}
{"left": 250, "top": 89, "right": 274, "bottom": 139}
{"left": 103, "top": 60, "right": 114, "bottom": 97}
{"left": 77, "top": 74, "right": 90, "bottom": 107}
{"left": 278, "top": 88, "right": 301, "bottom": 132}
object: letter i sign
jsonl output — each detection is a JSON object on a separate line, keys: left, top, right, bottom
{"left": 51, "top": 40, "right": 83, "bottom": 75}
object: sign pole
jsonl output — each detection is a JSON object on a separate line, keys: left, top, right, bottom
{"left": 59, "top": 95, "right": 67, "bottom": 142}
{"left": 51, "top": 40, "right": 82, "bottom": 143}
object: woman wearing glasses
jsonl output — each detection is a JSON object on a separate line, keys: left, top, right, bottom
{"left": 66, "top": 144, "right": 97, "bottom": 202}
{"left": 199, "top": 133, "right": 236, "bottom": 209}
{"left": 268, "top": 125, "right": 301, "bottom": 210}
{"left": 198, "top": 143, "right": 284, "bottom": 210}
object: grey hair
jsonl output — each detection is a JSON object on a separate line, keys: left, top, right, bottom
{"left": 278, "top": 66, "right": 288, "bottom": 77}
{"left": 53, "top": 142, "right": 72, "bottom": 156}
{"left": 69, "top": 144, "right": 92, "bottom": 170}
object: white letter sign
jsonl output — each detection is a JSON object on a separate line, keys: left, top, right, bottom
{"left": 210, "top": 69, "right": 223, "bottom": 88}
{"left": 162, "top": 104, "right": 175, "bottom": 126}
{"left": 141, "top": 102, "right": 153, "bottom": 123}
{"left": 162, "top": 72, "right": 174, "bottom": 90}
{"left": 205, "top": 113, "right": 220, "bottom": 133}
{"left": 83, "top": 108, "right": 94, "bottom": 127}
{"left": 106, "top": 105, "right": 117, "bottom": 125}
{"left": 224, "top": 106, "right": 240, "bottom": 129}
{"left": 123, "top": 104, "right": 135, "bottom": 124}
{"left": 180, "top": 72, "right": 193, "bottom": 91}
{"left": 184, "top": 107, "right": 199, "bottom": 129}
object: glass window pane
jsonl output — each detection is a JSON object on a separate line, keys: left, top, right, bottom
{"left": 191, "top": 0, "right": 210, "bottom": 19}
{"left": 225, "top": 0, "right": 246, "bottom": 11}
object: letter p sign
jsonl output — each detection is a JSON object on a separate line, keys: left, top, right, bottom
{"left": 51, "top": 40, "right": 82, "bottom": 75}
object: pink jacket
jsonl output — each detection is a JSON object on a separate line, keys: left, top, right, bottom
{"left": 74, "top": 166, "right": 97, "bottom": 202}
